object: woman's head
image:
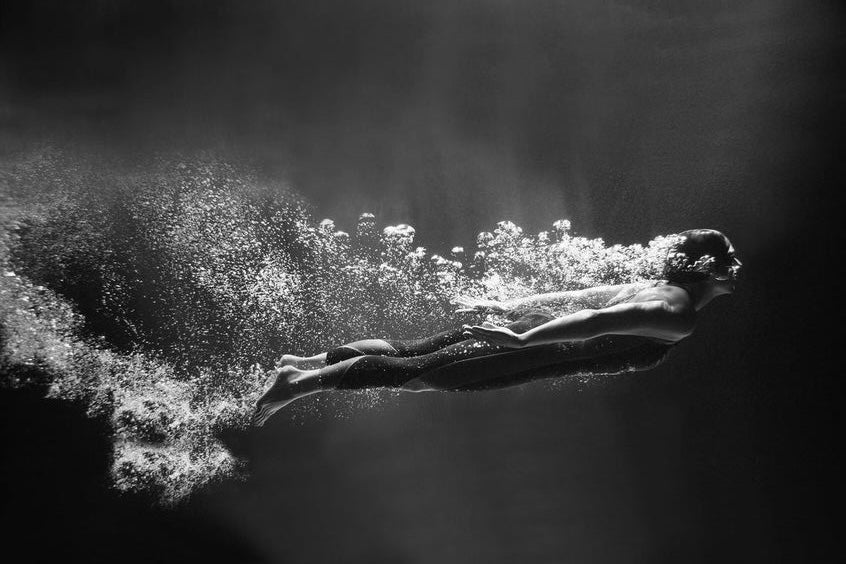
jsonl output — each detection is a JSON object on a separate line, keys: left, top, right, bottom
{"left": 664, "top": 229, "right": 742, "bottom": 289}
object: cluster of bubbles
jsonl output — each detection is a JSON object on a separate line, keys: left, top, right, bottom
{"left": 0, "top": 149, "right": 679, "bottom": 503}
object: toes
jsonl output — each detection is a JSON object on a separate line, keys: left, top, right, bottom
{"left": 253, "top": 403, "right": 270, "bottom": 427}
{"left": 253, "top": 402, "right": 280, "bottom": 427}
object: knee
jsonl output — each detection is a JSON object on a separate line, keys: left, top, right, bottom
{"left": 326, "top": 345, "right": 363, "bottom": 364}
{"left": 326, "top": 339, "right": 400, "bottom": 365}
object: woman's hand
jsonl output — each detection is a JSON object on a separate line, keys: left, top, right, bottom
{"left": 462, "top": 321, "right": 527, "bottom": 348}
{"left": 452, "top": 296, "right": 507, "bottom": 314}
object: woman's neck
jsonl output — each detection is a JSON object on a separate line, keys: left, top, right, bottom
{"left": 669, "top": 280, "right": 722, "bottom": 311}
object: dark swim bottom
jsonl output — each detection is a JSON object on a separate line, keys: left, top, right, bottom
{"left": 325, "top": 311, "right": 556, "bottom": 364}
{"left": 326, "top": 311, "right": 672, "bottom": 392}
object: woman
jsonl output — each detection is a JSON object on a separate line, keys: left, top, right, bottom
{"left": 253, "top": 228, "right": 742, "bottom": 426}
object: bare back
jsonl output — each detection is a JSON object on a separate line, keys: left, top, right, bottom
{"left": 600, "top": 282, "right": 696, "bottom": 343}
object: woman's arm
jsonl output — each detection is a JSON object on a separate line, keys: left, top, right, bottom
{"left": 454, "top": 283, "right": 644, "bottom": 314}
{"left": 463, "top": 300, "right": 695, "bottom": 347}
{"left": 503, "top": 283, "right": 643, "bottom": 310}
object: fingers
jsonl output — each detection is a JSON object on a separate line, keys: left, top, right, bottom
{"left": 454, "top": 304, "right": 495, "bottom": 314}
{"left": 455, "top": 308, "right": 483, "bottom": 315}
{"left": 462, "top": 322, "right": 502, "bottom": 331}
{"left": 452, "top": 296, "right": 510, "bottom": 318}
{"left": 252, "top": 406, "right": 266, "bottom": 427}
{"left": 465, "top": 321, "right": 498, "bottom": 335}
{"left": 461, "top": 324, "right": 481, "bottom": 339}
{"left": 461, "top": 323, "right": 502, "bottom": 340}
{"left": 461, "top": 323, "right": 523, "bottom": 348}
{"left": 452, "top": 296, "right": 475, "bottom": 314}
{"left": 451, "top": 296, "right": 489, "bottom": 310}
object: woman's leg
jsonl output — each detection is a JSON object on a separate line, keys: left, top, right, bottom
{"left": 255, "top": 316, "right": 559, "bottom": 425}
{"left": 277, "top": 352, "right": 327, "bottom": 369}
{"left": 254, "top": 311, "right": 559, "bottom": 425}
{"left": 278, "top": 339, "right": 403, "bottom": 368}
{"left": 278, "top": 329, "right": 467, "bottom": 368}
{"left": 253, "top": 338, "right": 562, "bottom": 426}
{"left": 254, "top": 357, "right": 367, "bottom": 426}
{"left": 323, "top": 330, "right": 469, "bottom": 365}
{"left": 254, "top": 337, "right": 672, "bottom": 426}
{"left": 319, "top": 311, "right": 556, "bottom": 365}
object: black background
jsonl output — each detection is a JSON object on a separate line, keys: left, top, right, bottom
{"left": 1, "top": 1, "right": 842, "bottom": 562}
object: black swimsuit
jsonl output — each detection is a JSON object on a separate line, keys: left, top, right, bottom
{"left": 326, "top": 289, "right": 674, "bottom": 392}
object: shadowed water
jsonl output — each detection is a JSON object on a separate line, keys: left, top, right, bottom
{"left": 1, "top": 149, "right": 681, "bottom": 503}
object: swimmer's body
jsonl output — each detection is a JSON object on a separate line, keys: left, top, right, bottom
{"left": 254, "top": 229, "right": 742, "bottom": 426}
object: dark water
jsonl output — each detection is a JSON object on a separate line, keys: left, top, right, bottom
{"left": 1, "top": 0, "right": 842, "bottom": 562}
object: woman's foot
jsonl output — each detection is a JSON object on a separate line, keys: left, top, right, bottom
{"left": 253, "top": 366, "right": 319, "bottom": 427}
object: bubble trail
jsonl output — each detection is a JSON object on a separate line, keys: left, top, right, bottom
{"left": 0, "top": 149, "right": 679, "bottom": 503}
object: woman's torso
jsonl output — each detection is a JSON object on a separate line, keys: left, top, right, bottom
{"left": 518, "top": 279, "right": 684, "bottom": 360}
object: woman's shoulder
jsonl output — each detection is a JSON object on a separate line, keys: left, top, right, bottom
{"left": 628, "top": 283, "right": 692, "bottom": 307}
{"left": 604, "top": 280, "right": 666, "bottom": 307}
{"left": 626, "top": 284, "right": 697, "bottom": 342}
{"left": 628, "top": 282, "right": 696, "bottom": 319}
{"left": 655, "top": 284, "right": 693, "bottom": 308}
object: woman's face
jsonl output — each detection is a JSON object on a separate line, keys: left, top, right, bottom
{"left": 712, "top": 242, "right": 742, "bottom": 293}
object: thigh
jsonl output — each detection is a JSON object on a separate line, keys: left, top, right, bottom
{"left": 385, "top": 327, "right": 466, "bottom": 356}
{"left": 385, "top": 310, "right": 554, "bottom": 357}
{"left": 403, "top": 311, "right": 558, "bottom": 375}
{"left": 452, "top": 341, "right": 672, "bottom": 392}
{"left": 403, "top": 341, "right": 565, "bottom": 390}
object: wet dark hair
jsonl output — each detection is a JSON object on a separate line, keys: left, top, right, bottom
{"left": 663, "top": 229, "right": 736, "bottom": 284}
